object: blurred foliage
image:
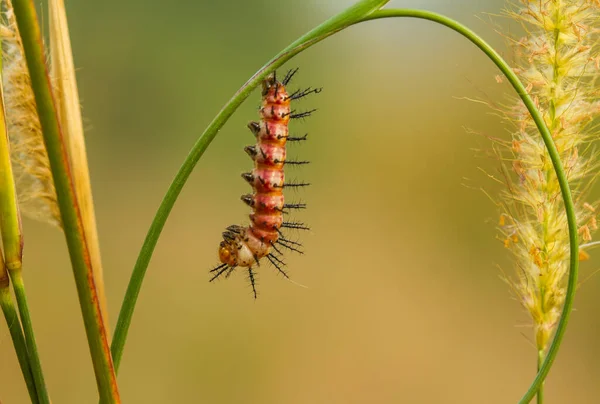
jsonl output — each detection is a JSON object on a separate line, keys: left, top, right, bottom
{"left": 2, "top": 0, "right": 600, "bottom": 403}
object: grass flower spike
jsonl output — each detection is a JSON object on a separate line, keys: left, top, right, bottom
{"left": 496, "top": 0, "right": 600, "bottom": 392}
{"left": 1, "top": 0, "right": 60, "bottom": 227}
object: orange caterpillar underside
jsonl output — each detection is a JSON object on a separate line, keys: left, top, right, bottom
{"left": 210, "top": 69, "right": 319, "bottom": 297}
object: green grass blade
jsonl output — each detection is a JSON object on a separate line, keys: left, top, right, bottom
{"left": 9, "top": 0, "right": 120, "bottom": 401}
{"left": 9, "top": 270, "right": 49, "bottom": 404}
{"left": 0, "top": 266, "right": 39, "bottom": 404}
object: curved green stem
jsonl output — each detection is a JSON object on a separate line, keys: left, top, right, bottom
{"left": 110, "top": 0, "right": 390, "bottom": 372}
{"left": 0, "top": 285, "right": 39, "bottom": 403}
{"left": 9, "top": 269, "right": 49, "bottom": 404}
{"left": 537, "top": 349, "right": 544, "bottom": 404}
{"left": 359, "top": 10, "right": 578, "bottom": 403}
{"left": 112, "top": 5, "right": 577, "bottom": 404}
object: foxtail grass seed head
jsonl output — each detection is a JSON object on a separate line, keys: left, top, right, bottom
{"left": 497, "top": 0, "right": 600, "bottom": 352}
{"left": 0, "top": 0, "right": 60, "bottom": 227}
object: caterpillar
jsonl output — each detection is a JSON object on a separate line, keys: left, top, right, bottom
{"left": 210, "top": 69, "right": 320, "bottom": 298}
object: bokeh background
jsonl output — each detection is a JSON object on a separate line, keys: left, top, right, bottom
{"left": 2, "top": 0, "right": 600, "bottom": 402}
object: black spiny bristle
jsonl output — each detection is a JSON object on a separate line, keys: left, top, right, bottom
{"left": 270, "top": 242, "right": 284, "bottom": 256}
{"left": 278, "top": 236, "right": 303, "bottom": 246}
{"left": 285, "top": 160, "right": 310, "bottom": 166}
{"left": 281, "top": 221, "right": 310, "bottom": 230}
{"left": 287, "top": 134, "right": 308, "bottom": 142}
{"left": 226, "top": 225, "right": 244, "bottom": 234}
{"left": 283, "top": 181, "right": 310, "bottom": 188}
{"left": 282, "top": 68, "right": 299, "bottom": 86}
{"left": 247, "top": 268, "right": 258, "bottom": 299}
{"left": 266, "top": 253, "right": 289, "bottom": 278}
{"left": 288, "top": 87, "right": 322, "bottom": 101}
{"left": 224, "top": 266, "right": 236, "bottom": 279}
{"left": 210, "top": 263, "right": 232, "bottom": 282}
{"left": 288, "top": 109, "right": 317, "bottom": 120}
{"left": 283, "top": 202, "right": 306, "bottom": 210}
{"left": 277, "top": 238, "right": 304, "bottom": 254}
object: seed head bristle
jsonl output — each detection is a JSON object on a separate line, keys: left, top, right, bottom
{"left": 1, "top": 1, "right": 60, "bottom": 227}
{"left": 496, "top": 0, "right": 600, "bottom": 352}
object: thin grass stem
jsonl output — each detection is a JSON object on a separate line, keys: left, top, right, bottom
{"left": 8, "top": 269, "right": 49, "bottom": 404}
{"left": 537, "top": 349, "right": 544, "bottom": 404}
{"left": 9, "top": 0, "right": 120, "bottom": 401}
{"left": 0, "top": 9, "right": 38, "bottom": 401}
{"left": 0, "top": 281, "right": 38, "bottom": 403}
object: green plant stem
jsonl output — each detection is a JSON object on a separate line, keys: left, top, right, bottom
{"left": 0, "top": 18, "right": 35, "bottom": 402}
{"left": 112, "top": 4, "right": 577, "bottom": 403}
{"left": 359, "top": 11, "right": 578, "bottom": 404}
{"left": 10, "top": 0, "right": 120, "bottom": 402}
{"left": 110, "top": 0, "right": 390, "bottom": 373}
{"left": 0, "top": 285, "right": 39, "bottom": 403}
{"left": 8, "top": 269, "right": 49, "bottom": 404}
{"left": 537, "top": 349, "right": 544, "bottom": 404}
{"left": 0, "top": 75, "right": 22, "bottom": 271}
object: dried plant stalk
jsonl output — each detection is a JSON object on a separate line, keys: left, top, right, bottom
{"left": 1, "top": 0, "right": 108, "bottom": 329}
{"left": 48, "top": 0, "right": 109, "bottom": 332}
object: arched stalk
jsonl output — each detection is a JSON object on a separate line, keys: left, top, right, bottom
{"left": 112, "top": 5, "right": 577, "bottom": 404}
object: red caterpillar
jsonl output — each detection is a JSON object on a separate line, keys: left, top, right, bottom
{"left": 210, "top": 69, "right": 320, "bottom": 297}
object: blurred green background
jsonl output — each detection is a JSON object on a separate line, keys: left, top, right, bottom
{"left": 2, "top": 0, "right": 600, "bottom": 402}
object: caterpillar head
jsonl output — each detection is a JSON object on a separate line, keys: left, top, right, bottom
{"left": 218, "top": 241, "right": 236, "bottom": 267}
{"left": 219, "top": 225, "right": 243, "bottom": 266}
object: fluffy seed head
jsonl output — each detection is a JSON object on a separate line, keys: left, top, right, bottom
{"left": 496, "top": 0, "right": 600, "bottom": 352}
{"left": 1, "top": 2, "right": 60, "bottom": 226}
